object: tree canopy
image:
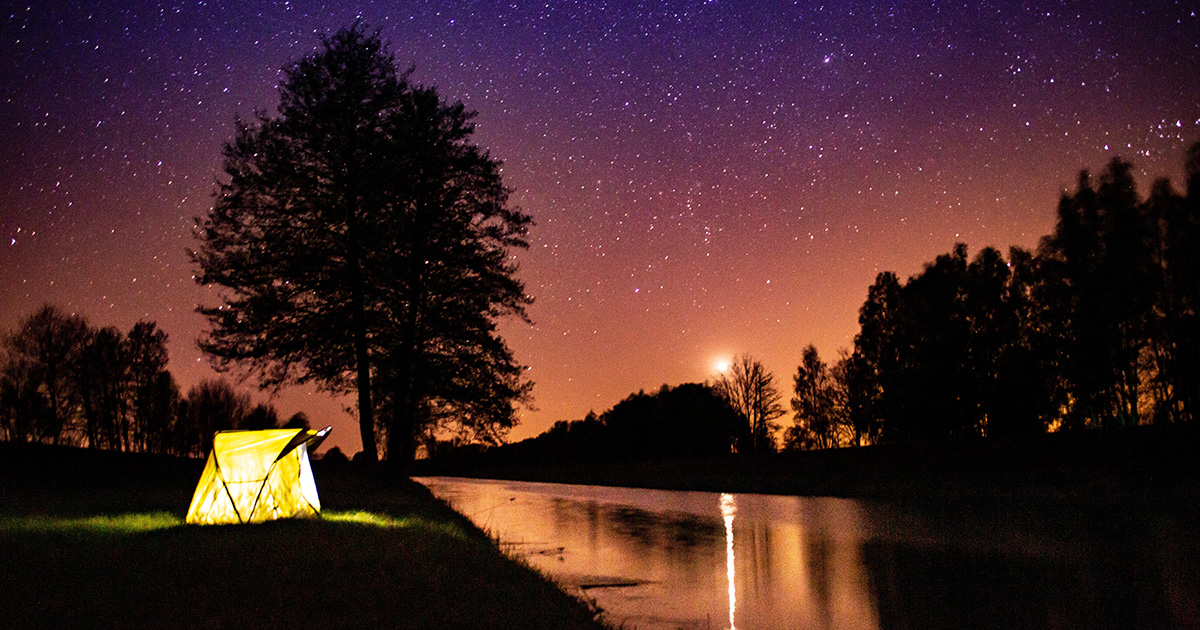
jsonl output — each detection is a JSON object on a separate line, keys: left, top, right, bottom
{"left": 191, "top": 24, "right": 532, "bottom": 470}
{"left": 714, "top": 354, "right": 784, "bottom": 453}
{"left": 421, "top": 382, "right": 739, "bottom": 468}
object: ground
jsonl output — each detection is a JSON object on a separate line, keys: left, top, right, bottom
{"left": 0, "top": 443, "right": 607, "bottom": 630}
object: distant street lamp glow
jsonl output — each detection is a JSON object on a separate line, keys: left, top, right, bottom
{"left": 713, "top": 357, "right": 731, "bottom": 373}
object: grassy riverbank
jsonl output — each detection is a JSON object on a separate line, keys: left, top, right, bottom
{"left": 415, "top": 425, "right": 1200, "bottom": 509}
{"left": 0, "top": 443, "right": 606, "bottom": 630}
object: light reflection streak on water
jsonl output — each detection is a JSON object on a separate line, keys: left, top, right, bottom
{"left": 720, "top": 493, "right": 737, "bottom": 630}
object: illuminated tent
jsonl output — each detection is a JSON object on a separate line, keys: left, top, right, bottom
{"left": 186, "top": 427, "right": 331, "bottom": 525}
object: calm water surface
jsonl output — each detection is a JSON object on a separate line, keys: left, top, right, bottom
{"left": 415, "top": 477, "right": 1198, "bottom": 629}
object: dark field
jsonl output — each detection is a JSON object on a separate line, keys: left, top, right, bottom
{"left": 0, "top": 443, "right": 606, "bottom": 630}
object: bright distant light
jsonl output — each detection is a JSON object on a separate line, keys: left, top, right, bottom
{"left": 713, "top": 357, "right": 731, "bottom": 373}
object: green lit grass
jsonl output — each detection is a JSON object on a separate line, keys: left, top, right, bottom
{"left": 0, "top": 509, "right": 469, "bottom": 537}
{"left": 0, "top": 509, "right": 471, "bottom": 540}
{"left": 0, "top": 511, "right": 183, "bottom": 535}
{"left": 0, "top": 444, "right": 606, "bottom": 630}
{"left": 323, "top": 509, "right": 473, "bottom": 539}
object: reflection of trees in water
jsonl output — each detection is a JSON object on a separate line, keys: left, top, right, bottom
{"left": 863, "top": 542, "right": 1069, "bottom": 629}
{"left": 741, "top": 518, "right": 775, "bottom": 600}
{"left": 854, "top": 499, "right": 1198, "bottom": 629}
{"left": 585, "top": 499, "right": 601, "bottom": 550}
{"left": 607, "top": 506, "right": 658, "bottom": 546}
{"left": 544, "top": 494, "right": 725, "bottom": 572}
{"left": 427, "top": 479, "right": 1199, "bottom": 628}
{"left": 548, "top": 497, "right": 579, "bottom": 535}
{"left": 797, "top": 498, "right": 850, "bottom": 629}
{"left": 860, "top": 522, "right": 1200, "bottom": 630}
{"left": 805, "top": 534, "right": 833, "bottom": 629}
{"left": 601, "top": 504, "right": 724, "bottom": 563}
{"left": 547, "top": 496, "right": 605, "bottom": 554}
{"left": 663, "top": 509, "right": 723, "bottom": 548}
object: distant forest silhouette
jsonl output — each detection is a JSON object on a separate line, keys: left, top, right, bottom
{"left": 0, "top": 305, "right": 320, "bottom": 458}
{"left": 428, "top": 141, "right": 1200, "bottom": 466}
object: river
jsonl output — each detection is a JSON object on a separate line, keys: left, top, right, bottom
{"left": 415, "top": 476, "right": 1198, "bottom": 629}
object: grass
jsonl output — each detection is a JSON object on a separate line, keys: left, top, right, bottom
{"left": 0, "top": 443, "right": 607, "bottom": 630}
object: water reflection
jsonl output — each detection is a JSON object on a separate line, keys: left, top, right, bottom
{"left": 416, "top": 477, "right": 879, "bottom": 629}
{"left": 720, "top": 493, "right": 736, "bottom": 630}
{"left": 415, "top": 477, "right": 1198, "bottom": 630}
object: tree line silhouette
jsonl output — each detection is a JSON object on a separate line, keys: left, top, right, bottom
{"left": 790, "top": 143, "right": 1200, "bottom": 449}
{"left": 424, "top": 383, "right": 742, "bottom": 466}
{"left": 0, "top": 305, "right": 312, "bottom": 456}
{"left": 427, "top": 142, "right": 1200, "bottom": 467}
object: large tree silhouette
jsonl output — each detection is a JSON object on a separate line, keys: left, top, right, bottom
{"left": 1150, "top": 143, "right": 1200, "bottom": 423}
{"left": 192, "top": 24, "right": 531, "bottom": 468}
{"left": 714, "top": 354, "right": 783, "bottom": 452}
{"left": 848, "top": 272, "right": 901, "bottom": 443}
{"left": 1, "top": 305, "right": 87, "bottom": 445}
{"left": 1038, "top": 160, "right": 1157, "bottom": 428}
{"left": 73, "top": 325, "right": 129, "bottom": 450}
{"left": 787, "top": 345, "right": 842, "bottom": 450}
{"left": 126, "top": 321, "right": 178, "bottom": 453}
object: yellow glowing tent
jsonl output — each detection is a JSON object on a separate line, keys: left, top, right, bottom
{"left": 186, "top": 427, "right": 331, "bottom": 525}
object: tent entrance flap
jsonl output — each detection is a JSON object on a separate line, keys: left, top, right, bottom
{"left": 186, "top": 427, "right": 331, "bottom": 525}
{"left": 276, "top": 426, "right": 331, "bottom": 462}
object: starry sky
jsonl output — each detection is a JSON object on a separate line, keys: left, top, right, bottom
{"left": 3, "top": 1, "right": 1199, "bottom": 455}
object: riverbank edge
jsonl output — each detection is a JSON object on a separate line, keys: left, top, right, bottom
{"left": 413, "top": 424, "right": 1200, "bottom": 509}
{"left": 0, "top": 441, "right": 609, "bottom": 630}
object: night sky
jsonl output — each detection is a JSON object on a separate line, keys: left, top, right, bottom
{"left": 3, "top": 1, "right": 1199, "bottom": 454}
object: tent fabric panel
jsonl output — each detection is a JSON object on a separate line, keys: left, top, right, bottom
{"left": 297, "top": 445, "right": 320, "bottom": 513}
{"left": 212, "top": 429, "right": 305, "bottom": 483}
{"left": 245, "top": 444, "right": 318, "bottom": 522}
{"left": 185, "top": 451, "right": 237, "bottom": 525}
{"left": 277, "top": 428, "right": 325, "bottom": 463}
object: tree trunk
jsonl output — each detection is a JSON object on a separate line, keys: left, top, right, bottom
{"left": 384, "top": 340, "right": 421, "bottom": 479}
{"left": 347, "top": 220, "right": 378, "bottom": 462}
{"left": 384, "top": 286, "right": 423, "bottom": 479}
{"left": 385, "top": 396, "right": 417, "bottom": 480}
{"left": 352, "top": 302, "right": 378, "bottom": 462}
